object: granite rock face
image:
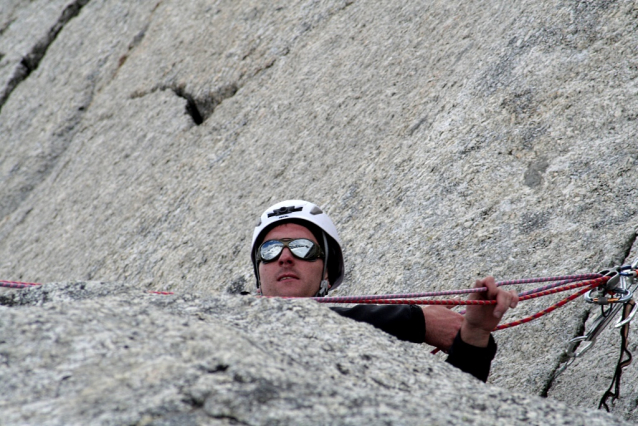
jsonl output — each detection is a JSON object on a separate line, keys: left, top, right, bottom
{"left": 1, "top": 0, "right": 637, "bottom": 423}
{"left": 0, "top": 281, "right": 629, "bottom": 426}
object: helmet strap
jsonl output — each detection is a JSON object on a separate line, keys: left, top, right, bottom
{"left": 317, "top": 279, "right": 330, "bottom": 297}
{"left": 254, "top": 251, "right": 262, "bottom": 292}
{"left": 315, "top": 232, "right": 331, "bottom": 297}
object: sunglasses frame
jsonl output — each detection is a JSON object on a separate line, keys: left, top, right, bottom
{"left": 258, "top": 238, "right": 324, "bottom": 263}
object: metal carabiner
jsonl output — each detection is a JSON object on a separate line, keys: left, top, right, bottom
{"left": 613, "top": 262, "right": 638, "bottom": 323}
{"left": 585, "top": 270, "right": 620, "bottom": 304}
{"left": 565, "top": 302, "right": 624, "bottom": 358}
{"left": 557, "top": 257, "right": 638, "bottom": 378}
{"left": 585, "top": 265, "right": 638, "bottom": 305}
{"left": 565, "top": 335, "right": 596, "bottom": 359}
{"left": 615, "top": 299, "right": 638, "bottom": 328}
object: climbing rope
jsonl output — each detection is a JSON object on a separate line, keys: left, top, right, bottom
{"left": 0, "top": 274, "right": 620, "bottom": 330}
{"left": 312, "top": 276, "right": 606, "bottom": 306}
{"left": 313, "top": 274, "right": 602, "bottom": 303}
{"left": 3, "top": 261, "right": 636, "bottom": 410}
{"left": 0, "top": 280, "right": 41, "bottom": 288}
{"left": 1, "top": 275, "right": 608, "bottom": 335}
{"left": 308, "top": 264, "right": 637, "bottom": 409}
{"left": 496, "top": 283, "right": 596, "bottom": 330}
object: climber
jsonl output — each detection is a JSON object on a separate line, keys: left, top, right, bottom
{"left": 251, "top": 200, "right": 518, "bottom": 382}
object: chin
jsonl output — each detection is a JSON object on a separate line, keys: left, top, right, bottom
{"left": 267, "top": 285, "right": 316, "bottom": 298}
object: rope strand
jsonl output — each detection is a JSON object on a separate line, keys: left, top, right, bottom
{"left": 0, "top": 275, "right": 610, "bottom": 335}
{"left": 313, "top": 274, "right": 602, "bottom": 303}
{"left": 312, "top": 277, "right": 606, "bottom": 305}
{"left": 0, "top": 280, "right": 41, "bottom": 288}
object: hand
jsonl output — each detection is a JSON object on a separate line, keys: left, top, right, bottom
{"left": 460, "top": 276, "right": 518, "bottom": 347}
{"left": 422, "top": 306, "right": 464, "bottom": 352}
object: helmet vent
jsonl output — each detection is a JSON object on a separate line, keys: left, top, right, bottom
{"left": 267, "top": 206, "right": 302, "bottom": 217}
{"left": 309, "top": 206, "right": 323, "bottom": 215}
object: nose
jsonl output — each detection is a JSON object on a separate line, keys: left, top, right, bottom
{"left": 278, "top": 247, "right": 295, "bottom": 264}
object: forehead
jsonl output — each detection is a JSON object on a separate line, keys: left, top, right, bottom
{"left": 263, "top": 222, "right": 317, "bottom": 243}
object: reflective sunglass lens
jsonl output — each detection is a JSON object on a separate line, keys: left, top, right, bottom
{"left": 288, "top": 239, "right": 314, "bottom": 258}
{"left": 260, "top": 240, "right": 284, "bottom": 261}
{"left": 259, "top": 238, "right": 321, "bottom": 262}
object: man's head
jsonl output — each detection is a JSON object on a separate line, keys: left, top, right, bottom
{"left": 251, "top": 200, "right": 344, "bottom": 297}
{"left": 257, "top": 222, "right": 327, "bottom": 297}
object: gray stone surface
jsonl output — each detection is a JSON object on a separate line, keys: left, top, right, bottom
{"left": 0, "top": 281, "right": 629, "bottom": 425}
{"left": 0, "top": 0, "right": 637, "bottom": 422}
{"left": 0, "top": 0, "right": 76, "bottom": 110}
{"left": 0, "top": 0, "right": 157, "bottom": 220}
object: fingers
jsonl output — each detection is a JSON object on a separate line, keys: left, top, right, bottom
{"left": 471, "top": 276, "right": 518, "bottom": 319}
{"left": 493, "top": 290, "right": 507, "bottom": 319}
{"left": 484, "top": 276, "right": 499, "bottom": 298}
{"left": 509, "top": 290, "right": 519, "bottom": 308}
{"left": 467, "top": 277, "right": 497, "bottom": 300}
{"left": 471, "top": 276, "right": 497, "bottom": 300}
{"left": 494, "top": 288, "right": 518, "bottom": 319}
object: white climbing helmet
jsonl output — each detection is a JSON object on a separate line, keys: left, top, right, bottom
{"left": 251, "top": 200, "right": 344, "bottom": 295}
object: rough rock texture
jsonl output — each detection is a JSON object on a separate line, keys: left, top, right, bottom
{"left": 0, "top": 281, "right": 629, "bottom": 426}
{"left": 1, "top": 0, "right": 637, "bottom": 423}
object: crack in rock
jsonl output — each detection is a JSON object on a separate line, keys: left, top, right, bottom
{"left": 408, "top": 115, "right": 429, "bottom": 136}
{"left": 540, "top": 307, "right": 591, "bottom": 397}
{"left": 539, "top": 233, "right": 637, "bottom": 399}
{"left": 172, "top": 86, "right": 205, "bottom": 125}
{"left": 132, "top": 83, "right": 239, "bottom": 126}
{"left": 116, "top": 24, "right": 149, "bottom": 70}
{"left": 190, "top": 83, "right": 239, "bottom": 125}
{"left": 0, "top": 293, "right": 17, "bottom": 307}
{"left": 620, "top": 231, "right": 638, "bottom": 264}
{"left": 0, "top": 18, "right": 15, "bottom": 36}
{"left": 0, "top": 0, "right": 90, "bottom": 113}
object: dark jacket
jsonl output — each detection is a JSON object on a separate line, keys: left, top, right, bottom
{"left": 330, "top": 305, "right": 496, "bottom": 382}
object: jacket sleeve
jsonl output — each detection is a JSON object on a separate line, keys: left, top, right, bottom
{"left": 330, "top": 304, "right": 495, "bottom": 382}
{"left": 330, "top": 305, "right": 426, "bottom": 343}
{"left": 445, "top": 331, "right": 497, "bottom": 382}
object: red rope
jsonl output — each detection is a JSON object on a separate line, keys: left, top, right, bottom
{"left": 0, "top": 280, "right": 41, "bottom": 288}
{"left": 0, "top": 276, "right": 609, "bottom": 334}
{"left": 1, "top": 273, "right": 616, "bottom": 362}
{"left": 496, "top": 282, "right": 600, "bottom": 330}
{"left": 429, "top": 277, "right": 608, "bottom": 354}
{"left": 312, "top": 277, "right": 606, "bottom": 305}
{"left": 314, "top": 274, "right": 602, "bottom": 303}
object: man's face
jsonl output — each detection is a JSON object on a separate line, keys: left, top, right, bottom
{"left": 258, "top": 222, "right": 325, "bottom": 297}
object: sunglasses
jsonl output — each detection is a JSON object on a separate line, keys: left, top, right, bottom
{"left": 258, "top": 238, "right": 324, "bottom": 263}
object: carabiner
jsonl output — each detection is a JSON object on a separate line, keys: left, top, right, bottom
{"left": 615, "top": 299, "right": 638, "bottom": 328}
{"left": 566, "top": 302, "right": 624, "bottom": 359}
{"left": 558, "top": 257, "right": 638, "bottom": 377}
{"left": 585, "top": 270, "right": 619, "bottom": 304}
{"left": 565, "top": 335, "right": 595, "bottom": 358}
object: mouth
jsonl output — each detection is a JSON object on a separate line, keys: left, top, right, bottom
{"left": 277, "top": 273, "right": 299, "bottom": 282}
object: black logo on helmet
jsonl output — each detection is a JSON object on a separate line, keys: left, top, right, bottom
{"left": 267, "top": 206, "right": 302, "bottom": 218}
